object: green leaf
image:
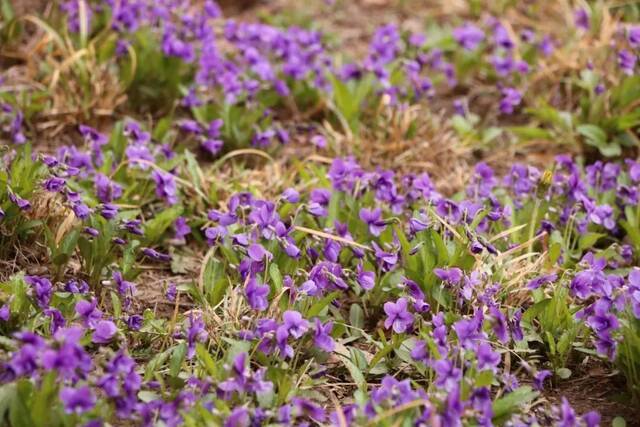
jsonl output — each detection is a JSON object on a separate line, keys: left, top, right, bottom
{"left": 492, "top": 386, "right": 539, "bottom": 421}
{"left": 577, "top": 124, "right": 621, "bottom": 157}
{"left": 612, "top": 417, "right": 627, "bottom": 427}
{"left": 556, "top": 368, "right": 572, "bottom": 379}
{"left": 9, "top": 381, "right": 34, "bottom": 427}
{"left": 144, "top": 205, "right": 183, "bottom": 244}
{"left": 337, "top": 353, "right": 366, "bottom": 390}
{"left": 577, "top": 124, "right": 606, "bottom": 146}
{"left": 368, "top": 341, "right": 396, "bottom": 373}
{"left": 224, "top": 338, "right": 252, "bottom": 363}
{"left": 0, "top": 383, "right": 15, "bottom": 423}
{"left": 269, "top": 263, "right": 283, "bottom": 295}
{"left": 482, "top": 127, "right": 503, "bottom": 144}
{"left": 31, "top": 372, "right": 58, "bottom": 427}
{"left": 349, "top": 304, "right": 365, "bottom": 332}
{"left": 195, "top": 343, "right": 218, "bottom": 378}
{"left": 548, "top": 242, "right": 562, "bottom": 265}
{"left": 170, "top": 342, "right": 188, "bottom": 377}
{"left": 578, "top": 232, "right": 604, "bottom": 252}
{"left": 184, "top": 151, "right": 204, "bottom": 194}
{"left": 306, "top": 291, "right": 340, "bottom": 317}
{"left": 202, "top": 255, "right": 229, "bottom": 307}
{"left": 476, "top": 369, "right": 494, "bottom": 387}
{"left": 523, "top": 299, "right": 552, "bottom": 322}
{"left": 111, "top": 291, "right": 122, "bottom": 320}
{"left": 1, "top": 0, "right": 15, "bottom": 21}
{"left": 145, "top": 348, "right": 171, "bottom": 380}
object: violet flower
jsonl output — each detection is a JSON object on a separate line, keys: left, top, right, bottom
{"left": 95, "top": 173, "right": 123, "bottom": 203}
{"left": 151, "top": 170, "right": 179, "bottom": 205}
{"left": 383, "top": 297, "right": 413, "bottom": 333}
{"left": 499, "top": 87, "right": 522, "bottom": 114}
{"left": 359, "top": 207, "right": 387, "bottom": 236}
{"left": 245, "top": 278, "right": 270, "bottom": 311}
{"left": 92, "top": 320, "right": 118, "bottom": 344}
{"left": 533, "top": 370, "right": 551, "bottom": 390}
{"left": 453, "top": 23, "right": 485, "bottom": 50}
{"left": 313, "top": 319, "right": 335, "bottom": 352}
{"left": 618, "top": 49, "right": 637, "bottom": 75}
{"left": 434, "top": 267, "right": 463, "bottom": 285}
{"left": 60, "top": 386, "right": 96, "bottom": 414}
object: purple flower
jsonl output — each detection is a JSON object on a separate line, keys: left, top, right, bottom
{"left": 359, "top": 207, "right": 386, "bottom": 236}
{"left": 24, "top": 275, "right": 52, "bottom": 308}
{"left": 490, "top": 305, "right": 509, "bottom": 343}
{"left": 72, "top": 201, "right": 91, "bottom": 219}
{"left": 372, "top": 242, "right": 398, "bottom": 271}
{"left": 281, "top": 310, "right": 309, "bottom": 339}
{"left": 83, "top": 227, "right": 99, "bottom": 237}
{"left": 92, "top": 320, "right": 117, "bottom": 344}
{"left": 225, "top": 407, "right": 250, "bottom": 427}
{"left": 310, "top": 134, "right": 327, "bottom": 148}
{"left": 628, "top": 268, "right": 640, "bottom": 318}
{"left": 44, "top": 308, "right": 66, "bottom": 334}
{"left": 493, "top": 23, "right": 513, "bottom": 50}
{"left": 65, "top": 279, "right": 89, "bottom": 294}
{"left": 618, "top": 49, "right": 637, "bottom": 75}
{"left": 499, "top": 87, "right": 522, "bottom": 114}
{"left": 75, "top": 298, "right": 102, "bottom": 327}
{"left": 539, "top": 35, "right": 554, "bottom": 56}
{"left": 527, "top": 273, "right": 558, "bottom": 290}
{"left": 510, "top": 309, "right": 524, "bottom": 342}
{"left": 174, "top": 216, "right": 191, "bottom": 240}
{"left": 9, "top": 192, "right": 31, "bottom": 210}
{"left": 202, "top": 139, "right": 223, "bottom": 155}
{"left": 570, "top": 257, "right": 607, "bottom": 299}
{"left": 560, "top": 397, "right": 577, "bottom": 427}
{"left": 434, "top": 267, "right": 463, "bottom": 284}
{"left": 151, "top": 170, "right": 179, "bottom": 205}
{"left": 433, "top": 359, "right": 462, "bottom": 391}
{"left": 42, "top": 327, "right": 92, "bottom": 380}
{"left": 582, "top": 411, "right": 601, "bottom": 427}
{"left": 113, "top": 271, "right": 136, "bottom": 297}
{"left": 0, "top": 304, "right": 9, "bottom": 321}
{"left": 291, "top": 397, "right": 326, "bottom": 423}
{"left": 308, "top": 188, "right": 331, "bottom": 217}
{"left": 586, "top": 299, "right": 619, "bottom": 334}
{"left": 127, "top": 314, "right": 143, "bottom": 331}
{"left": 454, "top": 315, "right": 484, "bottom": 348}
{"left": 313, "top": 319, "right": 335, "bottom": 352}
{"left": 43, "top": 177, "right": 66, "bottom": 192}
{"left": 588, "top": 204, "right": 615, "bottom": 230}
{"left": 142, "top": 247, "right": 171, "bottom": 262}
{"left": 252, "top": 129, "right": 275, "bottom": 147}
{"left": 410, "top": 340, "right": 429, "bottom": 363}
{"left": 281, "top": 188, "right": 300, "bottom": 203}
{"left": 95, "top": 174, "right": 123, "bottom": 203}
{"left": 383, "top": 298, "right": 413, "bottom": 333}
{"left": 476, "top": 343, "right": 500, "bottom": 371}
{"left": 629, "top": 26, "right": 640, "bottom": 48}
{"left": 574, "top": 8, "right": 590, "bottom": 30}
{"left": 247, "top": 243, "right": 272, "bottom": 262}
{"left": 166, "top": 282, "right": 177, "bottom": 302}
{"left": 533, "top": 370, "right": 551, "bottom": 390}
{"left": 185, "top": 314, "right": 208, "bottom": 359}
{"left": 100, "top": 203, "right": 118, "bottom": 220}
{"left": 453, "top": 23, "right": 485, "bottom": 50}
{"left": 60, "top": 386, "right": 95, "bottom": 414}
{"left": 245, "top": 278, "right": 270, "bottom": 311}
{"left": 205, "top": 225, "right": 227, "bottom": 244}
{"left": 356, "top": 264, "right": 375, "bottom": 291}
